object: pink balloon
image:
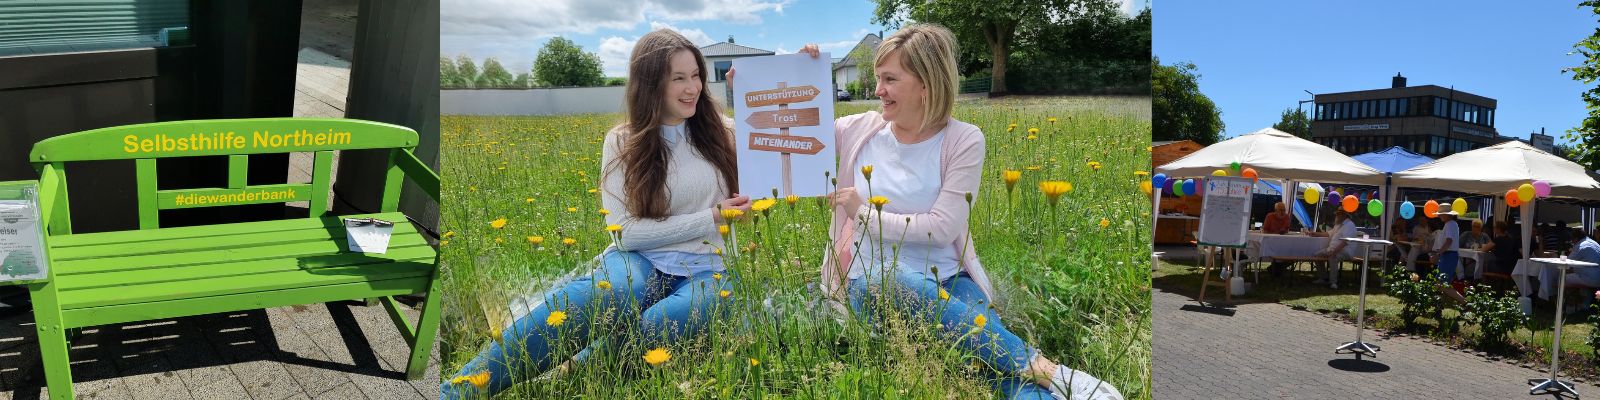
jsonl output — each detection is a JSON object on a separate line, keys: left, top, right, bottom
{"left": 1533, "top": 180, "right": 1552, "bottom": 198}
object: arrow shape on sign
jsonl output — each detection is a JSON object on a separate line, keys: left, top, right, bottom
{"left": 744, "top": 85, "right": 821, "bottom": 108}
{"left": 748, "top": 132, "right": 825, "bottom": 155}
{"left": 746, "top": 108, "right": 821, "bottom": 129}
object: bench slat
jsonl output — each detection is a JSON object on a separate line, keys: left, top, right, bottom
{"left": 61, "top": 277, "right": 430, "bottom": 329}
{"left": 49, "top": 212, "right": 410, "bottom": 248}
{"left": 55, "top": 234, "right": 432, "bottom": 276}
{"left": 59, "top": 260, "right": 434, "bottom": 310}
{"left": 55, "top": 246, "right": 438, "bottom": 290}
{"left": 52, "top": 217, "right": 420, "bottom": 261}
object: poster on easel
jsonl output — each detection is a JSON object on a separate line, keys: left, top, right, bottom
{"left": 0, "top": 182, "right": 48, "bottom": 283}
{"left": 731, "top": 53, "right": 836, "bottom": 197}
{"left": 1198, "top": 176, "right": 1254, "bottom": 248}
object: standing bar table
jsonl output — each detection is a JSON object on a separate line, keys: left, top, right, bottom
{"left": 1528, "top": 257, "right": 1597, "bottom": 397}
{"left": 1336, "top": 237, "right": 1391, "bottom": 360}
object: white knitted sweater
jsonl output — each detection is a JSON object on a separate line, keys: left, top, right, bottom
{"left": 599, "top": 122, "right": 727, "bottom": 254}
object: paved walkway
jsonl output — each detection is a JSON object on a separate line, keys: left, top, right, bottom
{"left": 0, "top": 301, "right": 438, "bottom": 399}
{"left": 1152, "top": 286, "right": 1590, "bottom": 399}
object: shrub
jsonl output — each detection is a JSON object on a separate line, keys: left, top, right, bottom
{"left": 1383, "top": 267, "right": 1441, "bottom": 327}
{"left": 1460, "top": 284, "right": 1526, "bottom": 347}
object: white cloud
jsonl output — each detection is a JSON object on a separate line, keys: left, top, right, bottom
{"left": 442, "top": 0, "right": 786, "bottom": 40}
{"left": 597, "top": 36, "right": 637, "bottom": 77}
{"left": 649, "top": 21, "right": 716, "bottom": 46}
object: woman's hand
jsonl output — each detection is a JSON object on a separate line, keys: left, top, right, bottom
{"left": 828, "top": 187, "right": 864, "bottom": 215}
{"left": 713, "top": 194, "right": 752, "bottom": 224}
{"left": 798, "top": 43, "right": 820, "bottom": 58}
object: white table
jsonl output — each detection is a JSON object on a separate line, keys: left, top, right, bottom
{"left": 1247, "top": 233, "right": 1330, "bottom": 261}
{"left": 1511, "top": 258, "right": 1600, "bottom": 300}
{"left": 1335, "top": 237, "right": 1391, "bottom": 360}
{"left": 1457, "top": 248, "right": 1488, "bottom": 281}
{"left": 1527, "top": 257, "right": 1598, "bottom": 397}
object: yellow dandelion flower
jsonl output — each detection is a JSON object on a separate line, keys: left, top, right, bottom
{"left": 785, "top": 195, "right": 799, "bottom": 206}
{"left": 713, "top": 273, "right": 722, "bottom": 280}
{"left": 1088, "top": 161, "right": 1102, "bottom": 170}
{"left": 718, "top": 224, "right": 730, "bottom": 236}
{"left": 587, "top": 188, "right": 598, "bottom": 194}
{"left": 606, "top": 224, "right": 622, "bottom": 233}
{"left": 714, "top": 248, "right": 723, "bottom": 255}
{"left": 528, "top": 236, "right": 544, "bottom": 245}
{"left": 597, "top": 280, "right": 612, "bottom": 290}
{"left": 721, "top": 209, "right": 744, "bottom": 221}
{"left": 1027, "top": 127, "right": 1039, "bottom": 135}
{"left": 494, "top": 237, "right": 504, "bottom": 244}
{"left": 567, "top": 207, "right": 578, "bottom": 213}
{"left": 938, "top": 288, "right": 950, "bottom": 301}
{"left": 546, "top": 310, "right": 567, "bottom": 326}
{"left": 861, "top": 165, "right": 874, "bottom": 179}
{"left": 869, "top": 196, "right": 889, "bottom": 210}
{"left": 644, "top": 348, "right": 671, "bottom": 365}
{"left": 751, "top": 198, "right": 776, "bottom": 213}
{"left": 1047, "top": 117, "right": 1058, "bottom": 123}
{"left": 525, "top": 197, "right": 535, "bottom": 203}
{"left": 1134, "top": 171, "right": 1149, "bottom": 176}
{"left": 974, "top": 314, "right": 987, "bottom": 329}
{"left": 1099, "top": 218, "right": 1110, "bottom": 229}
{"left": 598, "top": 208, "right": 610, "bottom": 216}
{"left": 1025, "top": 165, "right": 1042, "bottom": 171}
{"left": 563, "top": 237, "right": 577, "bottom": 246}
{"left": 1007, "top": 123, "right": 1017, "bottom": 132}
{"left": 719, "top": 290, "right": 731, "bottom": 298}
{"left": 1003, "top": 170, "right": 1021, "bottom": 192}
{"left": 443, "top": 231, "right": 456, "bottom": 239}
{"left": 749, "top": 358, "right": 760, "bottom": 366}
{"left": 1026, "top": 134, "right": 1037, "bottom": 140}
{"left": 1140, "top": 180, "right": 1153, "bottom": 195}
{"left": 1039, "top": 181, "right": 1071, "bottom": 206}
{"left": 490, "top": 218, "right": 508, "bottom": 229}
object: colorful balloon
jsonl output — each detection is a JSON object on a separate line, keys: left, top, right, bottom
{"left": 1534, "top": 180, "right": 1552, "bottom": 198}
{"left": 1212, "top": 169, "right": 1228, "bottom": 177}
{"left": 1152, "top": 173, "right": 1167, "bottom": 190}
{"left": 1230, "top": 161, "right": 1242, "bottom": 171}
{"left": 1172, "top": 180, "right": 1185, "bottom": 197}
{"left": 1241, "top": 168, "right": 1258, "bottom": 180}
{"left": 1327, "top": 191, "right": 1340, "bottom": 205}
{"left": 1507, "top": 189, "right": 1522, "bottom": 207}
{"left": 1194, "top": 178, "right": 1206, "bottom": 196}
{"left": 1451, "top": 198, "right": 1467, "bottom": 215}
{"left": 1399, "top": 201, "right": 1415, "bottom": 219}
{"left": 1341, "top": 195, "right": 1359, "bottom": 212}
{"left": 1304, "top": 187, "right": 1321, "bottom": 204}
{"left": 1183, "top": 179, "right": 1197, "bottom": 196}
{"left": 1424, "top": 200, "right": 1440, "bottom": 219}
{"left": 1367, "top": 199, "right": 1384, "bottom": 217}
{"left": 1163, "top": 177, "right": 1177, "bottom": 194}
{"left": 1518, "top": 183, "right": 1535, "bottom": 202}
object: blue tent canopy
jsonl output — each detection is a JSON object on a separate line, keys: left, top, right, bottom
{"left": 1352, "top": 146, "right": 1434, "bottom": 173}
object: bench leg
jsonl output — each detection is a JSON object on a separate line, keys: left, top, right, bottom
{"left": 29, "top": 282, "right": 74, "bottom": 400}
{"left": 405, "top": 274, "right": 443, "bottom": 380}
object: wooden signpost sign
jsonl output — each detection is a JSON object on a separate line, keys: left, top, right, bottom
{"left": 732, "top": 54, "right": 836, "bottom": 197}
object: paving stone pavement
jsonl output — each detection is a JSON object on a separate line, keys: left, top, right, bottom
{"left": 0, "top": 299, "right": 439, "bottom": 400}
{"left": 1152, "top": 286, "right": 1594, "bottom": 399}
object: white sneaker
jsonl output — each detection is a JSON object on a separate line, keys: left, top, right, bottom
{"left": 1048, "top": 366, "right": 1123, "bottom": 400}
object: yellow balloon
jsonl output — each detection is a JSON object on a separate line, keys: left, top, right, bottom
{"left": 1212, "top": 169, "right": 1228, "bottom": 177}
{"left": 1452, "top": 198, "right": 1467, "bottom": 215}
{"left": 1304, "top": 187, "right": 1320, "bottom": 204}
{"left": 1517, "top": 183, "right": 1536, "bottom": 203}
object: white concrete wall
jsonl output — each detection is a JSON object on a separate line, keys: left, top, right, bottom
{"left": 441, "top": 82, "right": 729, "bottom": 115}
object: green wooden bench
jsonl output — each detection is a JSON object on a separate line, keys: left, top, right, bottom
{"left": 24, "top": 118, "right": 441, "bottom": 399}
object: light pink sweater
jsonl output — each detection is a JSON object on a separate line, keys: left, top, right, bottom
{"left": 820, "top": 111, "right": 996, "bottom": 301}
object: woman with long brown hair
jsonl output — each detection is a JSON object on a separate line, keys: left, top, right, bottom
{"left": 442, "top": 29, "right": 749, "bottom": 398}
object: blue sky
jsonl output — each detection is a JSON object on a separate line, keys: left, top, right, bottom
{"left": 442, "top": 0, "right": 1145, "bottom": 78}
{"left": 1154, "top": 1, "right": 1596, "bottom": 145}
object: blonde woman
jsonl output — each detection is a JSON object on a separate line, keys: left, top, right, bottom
{"left": 734, "top": 24, "right": 1120, "bottom": 399}
{"left": 442, "top": 29, "right": 749, "bottom": 398}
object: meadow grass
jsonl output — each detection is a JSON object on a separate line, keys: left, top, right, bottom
{"left": 438, "top": 96, "right": 1152, "bottom": 398}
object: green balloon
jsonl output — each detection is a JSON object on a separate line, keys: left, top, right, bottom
{"left": 1367, "top": 199, "right": 1384, "bottom": 217}
{"left": 1230, "top": 161, "right": 1242, "bottom": 171}
{"left": 1173, "top": 181, "right": 1185, "bottom": 197}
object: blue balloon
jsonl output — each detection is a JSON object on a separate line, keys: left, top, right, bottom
{"left": 1182, "top": 179, "right": 1197, "bottom": 196}
{"left": 1152, "top": 173, "right": 1167, "bottom": 190}
{"left": 1399, "top": 201, "right": 1416, "bottom": 219}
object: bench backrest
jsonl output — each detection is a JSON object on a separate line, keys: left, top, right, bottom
{"left": 29, "top": 118, "right": 421, "bottom": 235}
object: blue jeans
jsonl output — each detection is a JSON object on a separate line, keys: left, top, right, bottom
{"left": 848, "top": 270, "right": 1051, "bottom": 399}
{"left": 441, "top": 250, "right": 733, "bottom": 399}
{"left": 1435, "top": 251, "right": 1459, "bottom": 282}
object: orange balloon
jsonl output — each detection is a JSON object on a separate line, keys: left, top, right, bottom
{"left": 1506, "top": 189, "right": 1522, "bottom": 208}
{"left": 1341, "top": 195, "right": 1359, "bottom": 212}
{"left": 1241, "top": 167, "right": 1258, "bottom": 181}
{"left": 1424, "top": 200, "right": 1440, "bottom": 218}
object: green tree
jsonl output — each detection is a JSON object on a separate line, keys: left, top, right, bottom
{"left": 514, "top": 72, "right": 533, "bottom": 88}
{"left": 478, "top": 57, "right": 514, "bottom": 88}
{"left": 534, "top": 37, "right": 605, "bottom": 87}
{"left": 455, "top": 54, "right": 479, "bottom": 89}
{"left": 849, "top": 45, "right": 876, "bottom": 99}
{"left": 440, "top": 56, "right": 462, "bottom": 88}
{"left": 1566, "top": 0, "right": 1600, "bottom": 170}
{"left": 1153, "top": 56, "right": 1224, "bottom": 145}
{"left": 872, "top": 0, "right": 1115, "bottom": 95}
{"left": 1273, "top": 107, "right": 1312, "bottom": 139}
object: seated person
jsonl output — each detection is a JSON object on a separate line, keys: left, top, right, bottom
{"left": 1486, "top": 221, "right": 1521, "bottom": 275}
{"left": 1309, "top": 211, "right": 1360, "bottom": 289}
{"left": 1459, "top": 219, "right": 1492, "bottom": 276}
{"left": 1263, "top": 202, "right": 1294, "bottom": 276}
{"left": 1404, "top": 218, "right": 1434, "bottom": 271}
{"left": 1563, "top": 228, "right": 1600, "bottom": 314}
{"left": 1388, "top": 217, "right": 1409, "bottom": 264}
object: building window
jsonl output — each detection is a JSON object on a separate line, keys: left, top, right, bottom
{"left": 0, "top": 0, "right": 190, "bottom": 57}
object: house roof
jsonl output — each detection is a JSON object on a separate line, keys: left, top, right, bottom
{"left": 832, "top": 33, "right": 882, "bottom": 71}
{"left": 701, "top": 41, "right": 774, "bottom": 57}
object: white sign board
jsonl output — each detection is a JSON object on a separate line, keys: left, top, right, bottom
{"left": 1198, "top": 176, "right": 1254, "bottom": 247}
{"left": 731, "top": 53, "right": 837, "bottom": 197}
{"left": 0, "top": 183, "right": 48, "bottom": 283}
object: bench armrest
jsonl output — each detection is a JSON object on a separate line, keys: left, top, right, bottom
{"left": 393, "top": 149, "right": 438, "bottom": 202}
{"left": 38, "top": 164, "right": 60, "bottom": 233}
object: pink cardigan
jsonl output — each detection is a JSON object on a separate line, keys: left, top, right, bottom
{"left": 820, "top": 111, "right": 996, "bottom": 301}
